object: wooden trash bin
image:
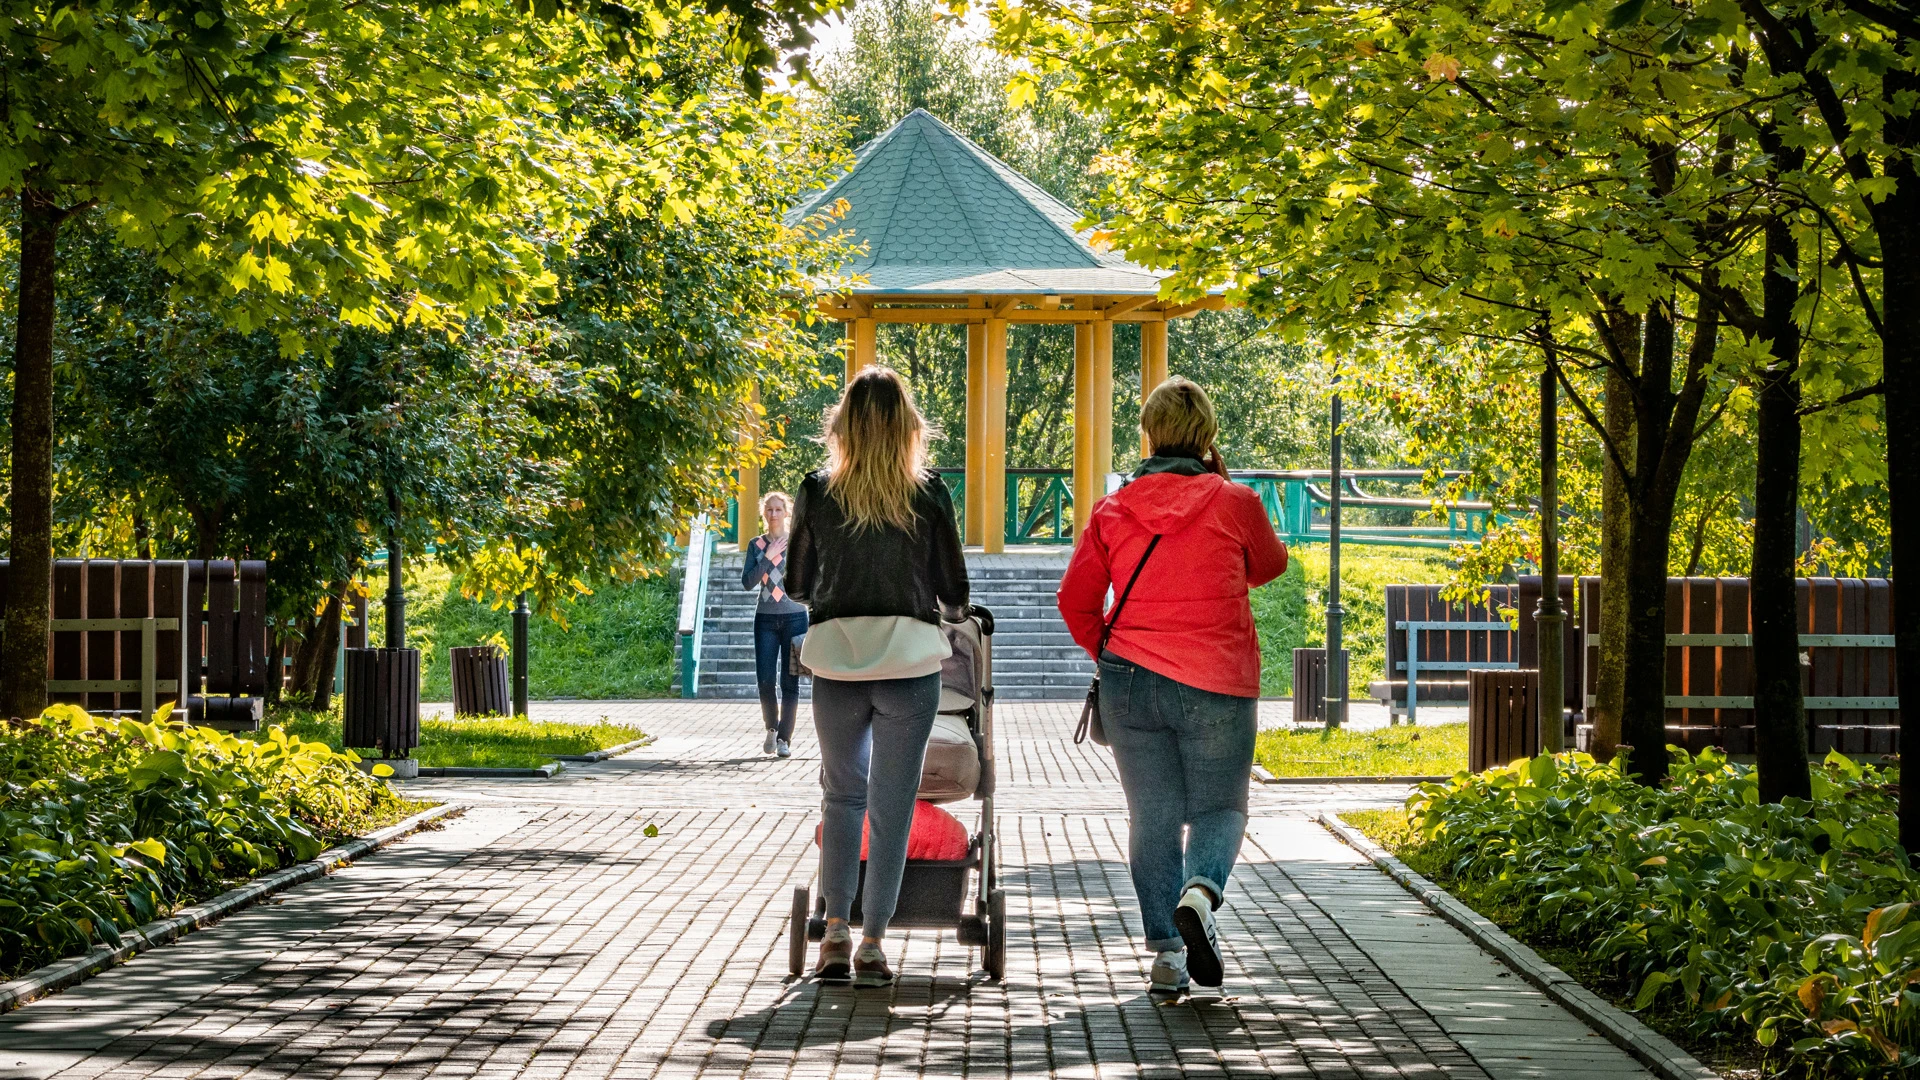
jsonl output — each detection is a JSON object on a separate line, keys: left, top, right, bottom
{"left": 1469, "top": 668, "right": 1539, "bottom": 772}
{"left": 450, "top": 645, "right": 511, "bottom": 717}
{"left": 1291, "top": 648, "right": 1350, "bottom": 726}
{"left": 343, "top": 648, "right": 420, "bottom": 759}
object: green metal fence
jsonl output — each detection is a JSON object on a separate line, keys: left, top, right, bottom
{"left": 719, "top": 468, "right": 1493, "bottom": 549}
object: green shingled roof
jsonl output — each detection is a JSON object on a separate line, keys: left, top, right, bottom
{"left": 789, "top": 110, "right": 1167, "bottom": 296}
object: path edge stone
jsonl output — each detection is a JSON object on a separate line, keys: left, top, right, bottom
{"left": 1317, "top": 811, "right": 1722, "bottom": 1080}
{"left": 0, "top": 802, "right": 463, "bottom": 1015}
{"left": 552, "top": 734, "right": 654, "bottom": 762}
{"left": 418, "top": 762, "right": 561, "bottom": 778}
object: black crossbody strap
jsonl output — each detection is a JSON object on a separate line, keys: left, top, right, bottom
{"left": 1097, "top": 534, "right": 1163, "bottom": 656}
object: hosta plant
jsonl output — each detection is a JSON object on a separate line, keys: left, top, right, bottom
{"left": 0, "top": 705, "right": 407, "bottom": 976}
{"left": 1408, "top": 748, "right": 1918, "bottom": 1077}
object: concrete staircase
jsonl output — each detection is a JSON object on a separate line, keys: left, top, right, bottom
{"left": 690, "top": 550, "right": 1092, "bottom": 701}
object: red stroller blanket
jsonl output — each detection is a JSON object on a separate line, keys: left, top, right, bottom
{"left": 814, "top": 799, "right": 970, "bottom": 862}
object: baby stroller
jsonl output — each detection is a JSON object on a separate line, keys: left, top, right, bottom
{"left": 788, "top": 606, "right": 1006, "bottom": 981}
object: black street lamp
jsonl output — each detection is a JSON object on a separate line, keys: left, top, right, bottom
{"left": 1537, "top": 336, "right": 1566, "bottom": 753}
{"left": 1325, "top": 366, "right": 1347, "bottom": 730}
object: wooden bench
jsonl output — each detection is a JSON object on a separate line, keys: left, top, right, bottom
{"left": 0, "top": 559, "right": 268, "bottom": 729}
{"left": 1371, "top": 584, "right": 1518, "bottom": 722}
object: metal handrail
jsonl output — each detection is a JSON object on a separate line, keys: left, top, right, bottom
{"left": 677, "top": 515, "right": 714, "bottom": 699}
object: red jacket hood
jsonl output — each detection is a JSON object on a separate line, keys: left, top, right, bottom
{"left": 1110, "top": 470, "right": 1230, "bottom": 535}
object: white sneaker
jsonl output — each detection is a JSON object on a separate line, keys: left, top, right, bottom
{"left": 764, "top": 729, "right": 777, "bottom": 755}
{"left": 776, "top": 739, "right": 791, "bottom": 758}
{"left": 1174, "top": 886, "right": 1223, "bottom": 987}
{"left": 1149, "top": 948, "right": 1189, "bottom": 998}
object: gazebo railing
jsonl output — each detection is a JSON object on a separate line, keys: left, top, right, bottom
{"left": 718, "top": 467, "right": 1495, "bottom": 549}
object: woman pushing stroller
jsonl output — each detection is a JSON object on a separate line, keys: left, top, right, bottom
{"left": 1057, "top": 377, "right": 1287, "bottom": 999}
{"left": 786, "top": 366, "right": 969, "bottom": 987}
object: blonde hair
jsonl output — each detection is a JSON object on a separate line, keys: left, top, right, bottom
{"left": 758, "top": 490, "right": 792, "bottom": 520}
{"left": 1141, "top": 376, "right": 1219, "bottom": 457}
{"left": 824, "top": 366, "right": 935, "bottom": 532}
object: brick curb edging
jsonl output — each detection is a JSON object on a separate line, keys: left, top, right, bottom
{"left": 419, "top": 763, "right": 562, "bottom": 779}
{"left": 552, "top": 734, "right": 654, "bottom": 762}
{"left": 1316, "top": 812, "right": 1721, "bottom": 1080}
{"left": 1253, "top": 766, "right": 1449, "bottom": 785}
{"left": 0, "top": 802, "right": 463, "bottom": 1015}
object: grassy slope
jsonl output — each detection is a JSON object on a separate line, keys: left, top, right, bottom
{"left": 1251, "top": 545, "right": 1456, "bottom": 696}
{"left": 1254, "top": 722, "right": 1468, "bottom": 777}
{"left": 384, "top": 563, "right": 681, "bottom": 700}
{"left": 263, "top": 705, "right": 647, "bottom": 769}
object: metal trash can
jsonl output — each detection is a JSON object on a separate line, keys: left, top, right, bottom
{"left": 343, "top": 647, "right": 420, "bottom": 759}
{"left": 450, "top": 645, "right": 511, "bottom": 717}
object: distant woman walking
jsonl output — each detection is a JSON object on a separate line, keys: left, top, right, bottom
{"left": 742, "top": 491, "right": 806, "bottom": 758}
{"left": 787, "top": 366, "right": 969, "bottom": 988}
{"left": 1056, "top": 377, "right": 1287, "bottom": 999}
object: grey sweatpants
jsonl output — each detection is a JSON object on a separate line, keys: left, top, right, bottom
{"left": 812, "top": 672, "right": 941, "bottom": 940}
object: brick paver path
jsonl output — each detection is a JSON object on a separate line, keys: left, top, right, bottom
{"left": 0, "top": 702, "right": 1651, "bottom": 1080}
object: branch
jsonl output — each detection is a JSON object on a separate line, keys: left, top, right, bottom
{"left": 1799, "top": 380, "right": 1885, "bottom": 415}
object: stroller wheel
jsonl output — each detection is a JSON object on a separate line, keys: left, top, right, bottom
{"left": 788, "top": 886, "right": 810, "bottom": 977}
{"left": 985, "top": 888, "right": 1007, "bottom": 981}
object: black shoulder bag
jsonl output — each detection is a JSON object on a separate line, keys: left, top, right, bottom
{"left": 1073, "top": 534, "right": 1163, "bottom": 746}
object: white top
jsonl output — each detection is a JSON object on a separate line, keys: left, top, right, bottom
{"left": 800, "top": 616, "right": 951, "bottom": 681}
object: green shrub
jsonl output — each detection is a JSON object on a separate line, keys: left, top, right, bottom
{"left": 1406, "top": 749, "right": 1919, "bottom": 1077}
{"left": 0, "top": 705, "right": 410, "bottom": 977}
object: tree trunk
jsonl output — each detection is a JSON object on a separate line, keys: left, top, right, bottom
{"left": 1751, "top": 153, "right": 1812, "bottom": 804}
{"left": 1882, "top": 152, "right": 1920, "bottom": 855}
{"left": 1, "top": 188, "right": 64, "bottom": 719}
{"left": 311, "top": 591, "right": 343, "bottom": 711}
{"left": 1615, "top": 298, "right": 1718, "bottom": 784}
{"left": 1590, "top": 314, "right": 1639, "bottom": 761}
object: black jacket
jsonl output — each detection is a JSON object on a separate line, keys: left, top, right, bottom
{"left": 786, "top": 468, "right": 969, "bottom": 626}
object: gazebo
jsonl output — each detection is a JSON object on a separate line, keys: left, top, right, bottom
{"left": 739, "top": 109, "right": 1223, "bottom": 552}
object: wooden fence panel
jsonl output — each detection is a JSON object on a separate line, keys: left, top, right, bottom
{"left": 184, "top": 561, "right": 206, "bottom": 699}
{"left": 1719, "top": 577, "right": 1754, "bottom": 754}
{"left": 50, "top": 561, "right": 84, "bottom": 707}
{"left": 154, "top": 562, "right": 186, "bottom": 703}
{"left": 85, "top": 561, "right": 118, "bottom": 714}
{"left": 116, "top": 562, "right": 151, "bottom": 717}
{"left": 205, "top": 561, "right": 236, "bottom": 695}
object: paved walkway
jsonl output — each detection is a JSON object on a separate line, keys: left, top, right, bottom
{"left": 0, "top": 702, "right": 1648, "bottom": 1080}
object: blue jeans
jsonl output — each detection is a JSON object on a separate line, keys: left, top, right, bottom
{"left": 753, "top": 611, "right": 808, "bottom": 741}
{"left": 812, "top": 673, "right": 941, "bottom": 940}
{"left": 1099, "top": 651, "right": 1257, "bottom": 952}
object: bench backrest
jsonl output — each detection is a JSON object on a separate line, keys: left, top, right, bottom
{"left": 1381, "top": 584, "right": 1517, "bottom": 704}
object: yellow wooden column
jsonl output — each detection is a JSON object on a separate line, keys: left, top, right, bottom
{"left": 738, "top": 381, "right": 761, "bottom": 543}
{"left": 1092, "top": 316, "right": 1114, "bottom": 495}
{"left": 847, "top": 317, "right": 876, "bottom": 383}
{"left": 1072, "top": 320, "right": 1096, "bottom": 541}
{"left": 981, "top": 319, "right": 1009, "bottom": 553}
{"left": 1140, "top": 320, "right": 1169, "bottom": 457}
{"left": 965, "top": 322, "right": 987, "bottom": 546}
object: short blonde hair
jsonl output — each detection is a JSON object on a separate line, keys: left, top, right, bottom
{"left": 824, "top": 366, "right": 936, "bottom": 532}
{"left": 759, "top": 490, "right": 792, "bottom": 519}
{"left": 1141, "top": 377, "right": 1219, "bottom": 457}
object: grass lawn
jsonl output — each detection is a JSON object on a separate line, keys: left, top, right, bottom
{"left": 1254, "top": 722, "right": 1468, "bottom": 777}
{"left": 371, "top": 563, "right": 681, "bottom": 701}
{"left": 1251, "top": 545, "right": 1458, "bottom": 696}
{"left": 258, "top": 706, "right": 648, "bottom": 770}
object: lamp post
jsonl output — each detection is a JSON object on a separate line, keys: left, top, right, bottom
{"left": 512, "top": 590, "right": 530, "bottom": 718}
{"left": 1325, "top": 367, "right": 1346, "bottom": 730}
{"left": 384, "top": 533, "right": 405, "bottom": 649}
{"left": 1537, "top": 342, "right": 1566, "bottom": 753}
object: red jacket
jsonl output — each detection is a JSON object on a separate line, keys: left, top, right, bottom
{"left": 1057, "top": 459, "right": 1288, "bottom": 698}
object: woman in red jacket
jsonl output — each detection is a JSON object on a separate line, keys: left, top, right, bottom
{"left": 1056, "top": 377, "right": 1287, "bottom": 999}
